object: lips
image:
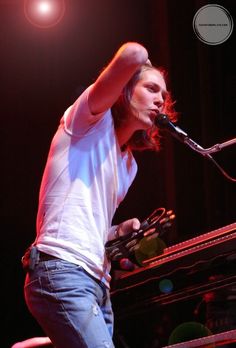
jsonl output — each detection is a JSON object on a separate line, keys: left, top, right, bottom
{"left": 149, "top": 110, "right": 159, "bottom": 120}
{"left": 149, "top": 108, "right": 159, "bottom": 114}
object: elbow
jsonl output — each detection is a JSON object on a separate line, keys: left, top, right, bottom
{"left": 118, "top": 42, "right": 148, "bottom": 67}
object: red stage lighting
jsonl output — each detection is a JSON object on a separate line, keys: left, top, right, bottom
{"left": 24, "top": 0, "right": 65, "bottom": 28}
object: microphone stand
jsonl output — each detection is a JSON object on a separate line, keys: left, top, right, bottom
{"left": 155, "top": 114, "right": 236, "bottom": 182}
{"left": 178, "top": 134, "right": 236, "bottom": 182}
{"left": 184, "top": 136, "right": 236, "bottom": 156}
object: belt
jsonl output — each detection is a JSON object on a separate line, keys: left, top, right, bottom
{"left": 39, "top": 251, "right": 60, "bottom": 261}
{"left": 22, "top": 248, "right": 59, "bottom": 272}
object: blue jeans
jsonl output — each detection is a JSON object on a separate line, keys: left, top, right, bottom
{"left": 24, "top": 258, "right": 115, "bottom": 348}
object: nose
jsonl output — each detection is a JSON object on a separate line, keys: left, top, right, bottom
{"left": 154, "top": 92, "right": 164, "bottom": 109}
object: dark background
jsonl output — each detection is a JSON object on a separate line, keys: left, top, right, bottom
{"left": 1, "top": 0, "right": 235, "bottom": 347}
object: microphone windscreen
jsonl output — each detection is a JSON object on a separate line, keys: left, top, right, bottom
{"left": 154, "top": 114, "right": 169, "bottom": 128}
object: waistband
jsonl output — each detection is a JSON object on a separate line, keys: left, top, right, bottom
{"left": 22, "top": 246, "right": 60, "bottom": 271}
{"left": 39, "top": 251, "right": 60, "bottom": 261}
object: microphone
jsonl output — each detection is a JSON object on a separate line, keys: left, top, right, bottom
{"left": 154, "top": 114, "right": 188, "bottom": 143}
{"left": 155, "top": 114, "right": 207, "bottom": 155}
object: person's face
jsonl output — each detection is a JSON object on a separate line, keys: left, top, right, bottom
{"left": 129, "top": 69, "right": 167, "bottom": 130}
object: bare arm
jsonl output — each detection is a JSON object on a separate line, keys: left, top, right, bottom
{"left": 88, "top": 42, "right": 148, "bottom": 115}
{"left": 11, "top": 337, "right": 52, "bottom": 348}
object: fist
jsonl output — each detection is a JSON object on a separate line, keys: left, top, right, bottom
{"left": 116, "top": 218, "right": 140, "bottom": 237}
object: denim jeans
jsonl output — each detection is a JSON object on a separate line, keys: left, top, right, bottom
{"left": 24, "top": 258, "right": 115, "bottom": 348}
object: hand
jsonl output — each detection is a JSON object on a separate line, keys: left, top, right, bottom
{"left": 116, "top": 218, "right": 141, "bottom": 237}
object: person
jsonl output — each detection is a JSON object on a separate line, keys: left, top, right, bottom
{"left": 22, "top": 41, "right": 177, "bottom": 348}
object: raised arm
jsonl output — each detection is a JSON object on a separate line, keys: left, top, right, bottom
{"left": 88, "top": 42, "right": 148, "bottom": 115}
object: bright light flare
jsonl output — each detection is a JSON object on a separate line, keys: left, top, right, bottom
{"left": 24, "top": 0, "right": 65, "bottom": 28}
{"left": 38, "top": 1, "right": 51, "bottom": 14}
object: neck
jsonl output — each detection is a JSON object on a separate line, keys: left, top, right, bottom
{"left": 115, "top": 125, "right": 135, "bottom": 149}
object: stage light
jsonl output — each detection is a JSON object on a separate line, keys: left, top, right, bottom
{"left": 38, "top": 2, "right": 51, "bottom": 14}
{"left": 24, "top": 0, "right": 65, "bottom": 29}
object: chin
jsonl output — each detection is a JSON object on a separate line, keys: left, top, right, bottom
{"left": 144, "top": 118, "right": 154, "bottom": 129}
{"left": 135, "top": 116, "right": 153, "bottom": 130}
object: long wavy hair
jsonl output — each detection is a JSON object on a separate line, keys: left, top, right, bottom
{"left": 111, "top": 64, "right": 178, "bottom": 151}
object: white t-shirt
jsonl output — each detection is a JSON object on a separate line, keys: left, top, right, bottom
{"left": 35, "top": 85, "right": 137, "bottom": 287}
